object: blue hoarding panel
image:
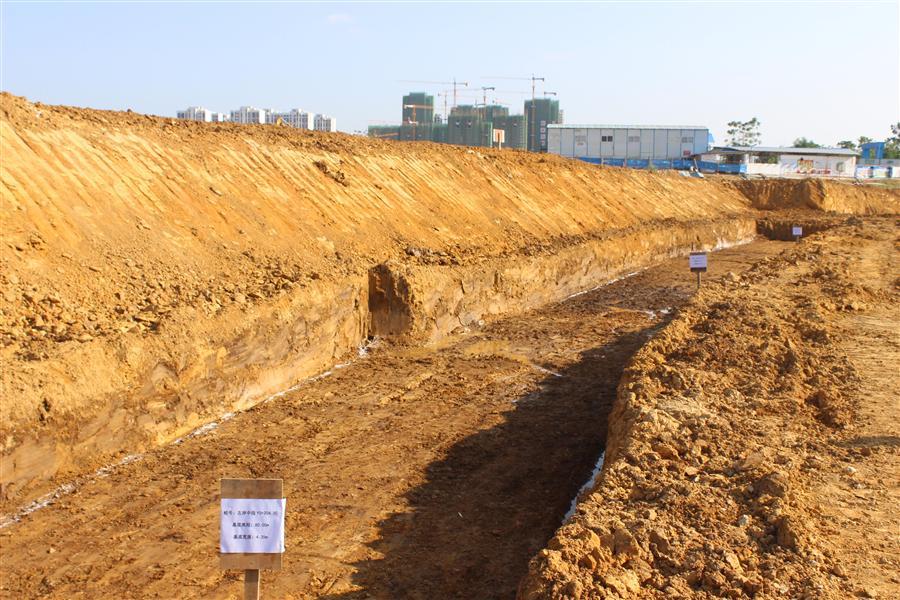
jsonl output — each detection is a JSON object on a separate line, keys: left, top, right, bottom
{"left": 575, "top": 156, "right": 747, "bottom": 175}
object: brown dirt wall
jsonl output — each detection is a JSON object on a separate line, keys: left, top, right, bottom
{"left": 1, "top": 92, "right": 897, "bottom": 511}
{"left": 1, "top": 93, "right": 761, "bottom": 505}
{"left": 731, "top": 178, "right": 899, "bottom": 214}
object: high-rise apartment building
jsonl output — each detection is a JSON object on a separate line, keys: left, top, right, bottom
{"left": 267, "top": 109, "right": 314, "bottom": 129}
{"left": 524, "top": 98, "right": 561, "bottom": 152}
{"left": 176, "top": 106, "right": 213, "bottom": 122}
{"left": 229, "top": 106, "right": 267, "bottom": 125}
{"left": 314, "top": 114, "right": 337, "bottom": 132}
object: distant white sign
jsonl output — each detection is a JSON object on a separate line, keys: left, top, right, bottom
{"left": 220, "top": 498, "right": 286, "bottom": 554}
{"left": 689, "top": 252, "right": 708, "bottom": 272}
{"left": 792, "top": 226, "right": 803, "bottom": 236}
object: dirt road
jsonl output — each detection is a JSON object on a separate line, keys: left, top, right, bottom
{"left": 0, "top": 240, "right": 791, "bottom": 599}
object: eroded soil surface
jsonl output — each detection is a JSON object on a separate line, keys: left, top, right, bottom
{"left": 0, "top": 240, "right": 789, "bottom": 599}
{"left": 520, "top": 218, "right": 899, "bottom": 600}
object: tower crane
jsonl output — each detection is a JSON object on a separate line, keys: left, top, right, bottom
{"left": 482, "top": 74, "right": 546, "bottom": 150}
{"left": 399, "top": 78, "right": 469, "bottom": 108}
{"left": 480, "top": 86, "right": 496, "bottom": 106}
{"left": 437, "top": 90, "right": 482, "bottom": 121}
{"left": 402, "top": 103, "right": 433, "bottom": 140}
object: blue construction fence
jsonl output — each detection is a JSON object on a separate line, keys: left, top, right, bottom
{"left": 576, "top": 157, "right": 746, "bottom": 174}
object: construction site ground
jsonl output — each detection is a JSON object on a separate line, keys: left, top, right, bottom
{"left": 519, "top": 218, "right": 899, "bottom": 600}
{"left": 2, "top": 96, "right": 899, "bottom": 600}
{"left": 1, "top": 239, "right": 795, "bottom": 599}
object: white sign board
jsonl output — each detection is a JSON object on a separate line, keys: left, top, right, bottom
{"left": 689, "top": 252, "right": 708, "bottom": 271}
{"left": 220, "top": 498, "right": 286, "bottom": 554}
{"left": 792, "top": 226, "right": 802, "bottom": 236}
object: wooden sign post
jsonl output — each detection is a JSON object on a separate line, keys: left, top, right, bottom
{"left": 792, "top": 225, "right": 803, "bottom": 242}
{"left": 689, "top": 251, "right": 708, "bottom": 288}
{"left": 220, "top": 478, "right": 285, "bottom": 600}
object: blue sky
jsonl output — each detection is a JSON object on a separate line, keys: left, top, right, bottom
{"left": 2, "top": 1, "right": 898, "bottom": 145}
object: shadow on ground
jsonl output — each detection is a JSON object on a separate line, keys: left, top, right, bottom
{"left": 322, "top": 326, "right": 660, "bottom": 600}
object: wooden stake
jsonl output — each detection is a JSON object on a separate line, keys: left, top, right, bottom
{"left": 244, "top": 569, "right": 260, "bottom": 600}
{"left": 696, "top": 271, "right": 701, "bottom": 289}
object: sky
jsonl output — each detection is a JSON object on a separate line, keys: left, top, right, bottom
{"left": 1, "top": 1, "right": 898, "bottom": 146}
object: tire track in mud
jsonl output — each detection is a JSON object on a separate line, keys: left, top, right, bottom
{"left": 0, "top": 240, "right": 790, "bottom": 600}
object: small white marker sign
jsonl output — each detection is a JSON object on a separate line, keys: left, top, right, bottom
{"left": 689, "top": 252, "right": 708, "bottom": 273}
{"left": 792, "top": 226, "right": 802, "bottom": 237}
{"left": 220, "top": 498, "right": 286, "bottom": 554}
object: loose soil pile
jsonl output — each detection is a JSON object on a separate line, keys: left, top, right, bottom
{"left": 519, "top": 218, "right": 899, "bottom": 599}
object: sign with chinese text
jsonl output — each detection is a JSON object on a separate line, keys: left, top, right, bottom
{"left": 221, "top": 498, "right": 285, "bottom": 554}
{"left": 220, "top": 478, "right": 284, "bottom": 571}
{"left": 689, "top": 252, "right": 708, "bottom": 273}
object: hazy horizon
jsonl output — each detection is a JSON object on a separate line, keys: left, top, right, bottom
{"left": 2, "top": 1, "right": 898, "bottom": 146}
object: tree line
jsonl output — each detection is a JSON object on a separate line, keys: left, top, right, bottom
{"left": 725, "top": 119, "right": 900, "bottom": 158}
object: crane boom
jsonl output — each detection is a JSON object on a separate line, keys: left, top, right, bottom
{"left": 399, "top": 78, "right": 469, "bottom": 108}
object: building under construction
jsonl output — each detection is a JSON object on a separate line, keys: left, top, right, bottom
{"left": 524, "top": 98, "right": 560, "bottom": 152}
{"left": 369, "top": 91, "right": 552, "bottom": 151}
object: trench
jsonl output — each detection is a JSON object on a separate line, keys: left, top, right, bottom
{"left": 3, "top": 217, "right": 758, "bottom": 511}
{"left": 0, "top": 235, "right": 796, "bottom": 599}
{"left": 334, "top": 237, "right": 792, "bottom": 600}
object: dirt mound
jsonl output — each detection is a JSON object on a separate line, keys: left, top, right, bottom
{"left": 1, "top": 93, "right": 758, "bottom": 503}
{"left": 519, "top": 219, "right": 899, "bottom": 599}
{"left": 732, "top": 178, "right": 899, "bottom": 214}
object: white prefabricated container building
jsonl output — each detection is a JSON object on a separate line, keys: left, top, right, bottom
{"left": 701, "top": 146, "right": 859, "bottom": 178}
{"left": 547, "top": 124, "right": 710, "bottom": 160}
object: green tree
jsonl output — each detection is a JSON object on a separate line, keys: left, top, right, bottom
{"left": 885, "top": 123, "right": 900, "bottom": 159}
{"left": 857, "top": 136, "right": 873, "bottom": 148}
{"left": 793, "top": 137, "right": 821, "bottom": 148}
{"left": 837, "top": 140, "right": 857, "bottom": 150}
{"left": 726, "top": 118, "right": 761, "bottom": 147}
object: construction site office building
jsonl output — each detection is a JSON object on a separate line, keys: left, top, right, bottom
{"left": 547, "top": 124, "right": 710, "bottom": 160}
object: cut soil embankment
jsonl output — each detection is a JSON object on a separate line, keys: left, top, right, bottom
{"left": 731, "top": 177, "right": 898, "bottom": 214}
{"left": 1, "top": 92, "right": 898, "bottom": 511}
{"left": 519, "top": 218, "right": 899, "bottom": 599}
{"left": 0, "top": 94, "right": 765, "bottom": 503}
